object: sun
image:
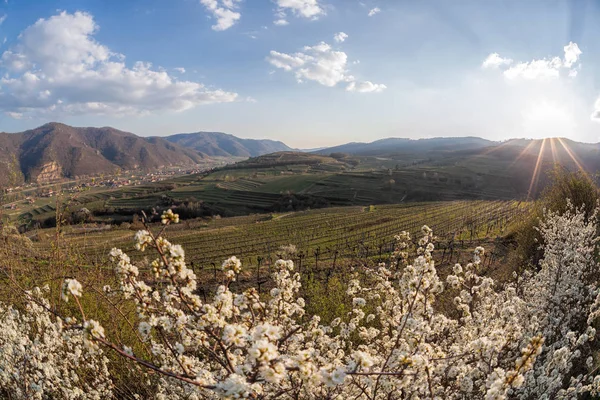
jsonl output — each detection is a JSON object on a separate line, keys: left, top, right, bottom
{"left": 521, "top": 100, "right": 576, "bottom": 140}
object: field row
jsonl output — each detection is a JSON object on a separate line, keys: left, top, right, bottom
{"left": 63, "top": 201, "right": 528, "bottom": 269}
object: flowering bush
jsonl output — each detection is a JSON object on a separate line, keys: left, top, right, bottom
{"left": 0, "top": 286, "right": 112, "bottom": 399}
{"left": 1, "top": 206, "right": 600, "bottom": 399}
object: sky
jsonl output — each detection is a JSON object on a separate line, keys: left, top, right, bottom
{"left": 1, "top": 0, "right": 600, "bottom": 148}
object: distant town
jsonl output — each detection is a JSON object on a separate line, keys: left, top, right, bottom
{"left": 1, "top": 162, "right": 225, "bottom": 216}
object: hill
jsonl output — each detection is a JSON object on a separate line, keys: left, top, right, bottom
{"left": 315, "top": 136, "right": 496, "bottom": 156}
{"left": 9, "top": 137, "right": 600, "bottom": 228}
{"left": 165, "top": 131, "right": 291, "bottom": 157}
{"left": 0, "top": 123, "right": 207, "bottom": 186}
{"left": 230, "top": 151, "right": 351, "bottom": 169}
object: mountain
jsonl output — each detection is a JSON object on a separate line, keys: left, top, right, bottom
{"left": 315, "top": 136, "right": 497, "bottom": 156}
{"left": 165, "top": 131, "right": 292, "bottom": 157}
{"left": 312, "top": 136, "right": 600, "bottom": 198}
{"left": 0, "top": 123, "right": 206, "bottom": 186}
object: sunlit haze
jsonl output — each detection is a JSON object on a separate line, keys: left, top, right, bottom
{"left": 1, "top": 0, "right": 599, "bottom": 147}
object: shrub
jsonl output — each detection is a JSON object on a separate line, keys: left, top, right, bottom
{"left": 2, "top": 207, "right": 600, "bottom": 398}
{"left": 513, "top": 167, "right": 599, "bottom": 268}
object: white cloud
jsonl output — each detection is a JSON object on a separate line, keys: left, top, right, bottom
{"left": 591, "top": 99, "right": 600, "bottom": 120}
{"left": 563, "top": 42, "right": 582, "bottom": 68}
{"left": 334, "top": 32, "right": 348, "bottom": 43}
{"left": 368, "top": 7, "right": 380, "bottom": 17}
{"left": 174, "top": 67, "right": 186, "bottom": 73}
{"left": 346, "top": 81, "right": 386, "bottom": 93}
{"left": 268, "top": 42, "right": 349, "bottom": 86}
{"left": 242, "top": 30, "right": 260, "bottom": 39}
{"left": 481, "top": 53, "right": 512, "bottom": 69}
{"left": 275, "top": 0, "right": 325, "bottom": 22}
{"left": 267, "top": 51, "right": 305, "bottom": 71}
{"left": 6, "top": 111, "right": 22, "bottom": 119}
{"left": 273, "top": 19, "right": 289, "bottom": 26}
{"left": 569, "top": 68, "right": 578, "bottom": 78}
{"left": 267, "top": 41, "right": 385, "bottom": 92}
{"left": 0, "top": 14, "right": 6, "bottom": 25}
{"left": 503, "top": 58, "right": 563, "bottom": 80}
{"left": 478, "top": 42, "right": 600, "bottom": 131}
{"left": 0, "top": 11, "right": 237, "bottom": 118}
{"left": 483, "top": 42, "right": 582, "bottom": 81}
{"left": 200, "top": 0, "right": 241, "bottom": 31}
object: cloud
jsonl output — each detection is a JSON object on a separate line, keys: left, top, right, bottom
{"left": 346, "top": 81, "right": 386, "bottom": 93}
{"left": 174, "top": 67, "right": 186, "bottom": 73}
{"left": 333, "top": 32, "right": 348, "bottom": 43}
{"left": 273, "top": 19, "right": 289, "bottom": 26}
{"left": 368, "top": 7, "right": 380, "bottom": 17}
{"left": 0, "top": 11, "right": 237, "bottom": 119}
{"left": 200, "top": 0, "right": 241, "bottom": 31}
{"left": 476, "top": 42, "right": 600, "bottom": 134}
{"left": 592, "top": 99, "right": 600, "bottom": 120}
{"left": 563, "top": 42, "right": 582, "bottom": 68}
{"left": 267, "top": 51, "right": 305, "bottom": 71}
{"left": 6, "top": 111, "right": 22, "bottom": 119}
{"left": 503, "top": 58, "right": 563, "bottom": 80}
{"left": 266, "top": 40, "right": 385, "bottom": 92}
{"left": 481, "top": 53, "right": 512, "bottom": 69}
{"left": 591, "top": 98, "right": 600, "bottom": 121}
{"left": 0, "top": 14, "right": 6, "bottom": 25}
{"left": 274, "top": 0, "right": 325, "bottom": 22}
{"left": 483, "top": 42, "right": 582, "bottom": 81}
{"left": 568, "top": 68, "right": 579, "bottom": 78}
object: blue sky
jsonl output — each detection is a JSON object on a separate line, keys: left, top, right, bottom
{"left": 1, "top": 0, "right": 600, "bottom": 147}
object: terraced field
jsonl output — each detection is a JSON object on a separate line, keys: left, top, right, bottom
{"left": 59, "top": 200, "right": 528, "bottom": 271}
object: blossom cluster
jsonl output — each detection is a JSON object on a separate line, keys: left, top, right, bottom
{"left": 0, "top": 286, "right": 112, "bottom": 399}
{"left": 1, "top": 207, "right": 600, "bottom": 399}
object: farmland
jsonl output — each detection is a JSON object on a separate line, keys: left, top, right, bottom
{"left": 4, "top": 150, "right": 535, "bottom": 230}
{"left": 100, "top": 151, "right": 523, "bottom": 214}
{"left": 56, "top": 200, "right": 528, "bottom": 276}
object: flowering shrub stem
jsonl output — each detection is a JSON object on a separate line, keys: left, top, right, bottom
{"left": 1, "top": 207, "right": 600, "bottom": 398}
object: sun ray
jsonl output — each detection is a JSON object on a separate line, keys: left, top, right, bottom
{"left": 478, "top": 140, "right": 515, "bottom": 156}
{"left": 527, "top": 138, "right": 547, "bottom": 199}
{"left": 549, "top": 137, "right": 558, "bottom": 165}
{"left": 509, "top": 140, "right": 538, "bottom": 168}
{"left": 556, "top": 137, "right": 587, "bottom": 175}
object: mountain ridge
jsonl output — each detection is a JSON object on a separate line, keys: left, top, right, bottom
{"left": 4, "top": 122, "right": 600, "bottom": 190}
{"left": 0, "top": 123, "right": 207, "bottom": 186}
{"left": 314, "top": 136, "right": 499, "bottom": 156}
{"left": 164, "top": 131, "right": 292, "bottom": 157}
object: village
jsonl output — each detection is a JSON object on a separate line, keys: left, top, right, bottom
{"left": 1, "top": 165, "right": 211, "bottom": 215}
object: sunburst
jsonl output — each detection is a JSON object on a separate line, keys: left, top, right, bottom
{"left": 549, "top": 137, "right": 558, "bottom": 165}
{"left": 527, "top": 138, "right": 547, "bottom": 199}
{"left": 509, "top": 140, "right": 538, "bottom": 169}
{"left": 556, "top": 137, "right": 587, "bottom": 175}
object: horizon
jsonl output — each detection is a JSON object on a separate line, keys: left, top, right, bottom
{"left": 3, "top": 121, "right": 600, "bottom": 148}
{"left": 1, "top": 1, "right": 600, "bottom": 147}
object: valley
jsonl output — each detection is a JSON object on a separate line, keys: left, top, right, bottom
{"left": 2, "top": 5, "right": 598, "bottom": 398}
{"left": 2, "top": 126, "right": 596, "bottom": 234}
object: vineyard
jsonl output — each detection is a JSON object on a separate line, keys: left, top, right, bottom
{"left": 58, "top": 200, "right": 528, "bottom": 277}
{"left": 6, "top": 149, "right": 530, "bottom": 230}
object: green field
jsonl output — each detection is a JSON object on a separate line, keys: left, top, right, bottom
{"left": 57, "top": 200, "right": 528, "bottom": 272}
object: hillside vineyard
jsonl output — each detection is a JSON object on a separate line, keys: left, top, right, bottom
{"left": 3, "top": 3, "right": 600, "bottom": 397}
